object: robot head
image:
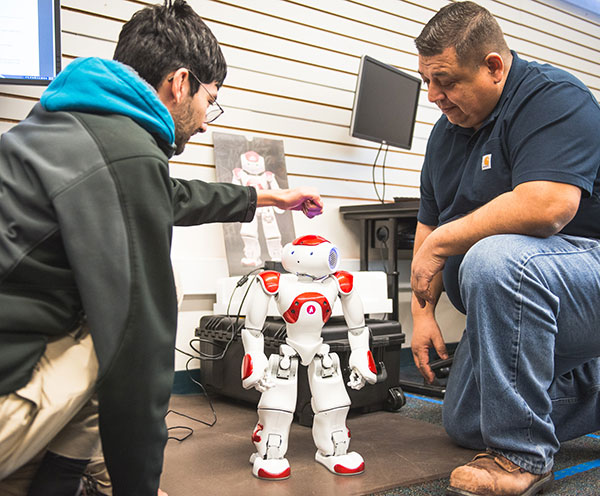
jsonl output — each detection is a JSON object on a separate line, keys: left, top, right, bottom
{"left": 240, "top": 151, "right": 265, "bottom": 175}
{"left": 281, "top": 235, "right": 340, "bottom": 278}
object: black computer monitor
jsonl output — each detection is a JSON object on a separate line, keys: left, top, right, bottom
{"left": 350, "top": 55, "right": 421, "bottom": 150}
{"left": 0, "top": 0, "right": 61, "bottom": 85}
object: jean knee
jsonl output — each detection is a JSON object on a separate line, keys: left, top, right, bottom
{"left": 442, "top": 405, "right": 462, "bottom": 442}
{"left": 443, "top": 404, "right": 485, "bottom": 450}
{"left": 459, "top": 235, "right": 520, "bottom": 291}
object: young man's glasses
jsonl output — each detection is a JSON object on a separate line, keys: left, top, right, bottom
{"left": 187, "top": 69, "right": 224, "bottom": 124}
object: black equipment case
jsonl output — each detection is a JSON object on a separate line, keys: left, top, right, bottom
{"left": 195, "top": 315, "right": 406, "bottom": 427}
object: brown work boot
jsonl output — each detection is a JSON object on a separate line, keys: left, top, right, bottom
{"left": 446, "top": 452, "right": 553, "bottom": 496}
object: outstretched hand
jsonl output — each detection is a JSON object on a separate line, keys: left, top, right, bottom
{"left": 280, "top": 187, "right": 324, "bottom": 218}
{"left": 257, "top": 187, "right": 324, "bottom": 218}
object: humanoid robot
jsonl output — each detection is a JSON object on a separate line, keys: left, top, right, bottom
{"left": 232, "top": 150, "right": 283, "bottom": 267}
{"left": 240, "top": 235, "right": 378, "bottom": 480}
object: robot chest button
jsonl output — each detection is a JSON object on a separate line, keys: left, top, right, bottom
{"left": 283, "top": 292, "right": 331, "bottom": 324}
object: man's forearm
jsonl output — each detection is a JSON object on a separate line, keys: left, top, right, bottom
{"left": 411, "top": 271, "right": 443, "bottom": 320}
{"left": 424, "top": 181, "right": 581, "bottom": 260}
{"left": 256, "top": 189, "right": 282, "bottom": 207}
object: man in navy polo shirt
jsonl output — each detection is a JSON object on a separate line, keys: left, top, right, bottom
{"left": 409, "top": 2, "right": 600, "bottom": 495}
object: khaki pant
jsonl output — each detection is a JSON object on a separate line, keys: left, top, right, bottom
{"left": 0, "top": 329, "right": 102, "bottom": 494}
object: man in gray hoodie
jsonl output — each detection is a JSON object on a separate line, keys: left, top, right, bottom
{"left": 0, "top": 1, "right": 322, "bottom": 494}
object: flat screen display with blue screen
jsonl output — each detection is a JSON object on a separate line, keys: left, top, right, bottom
{"left": 0, "top": 0, "right": 61, "bottom": 85}
{"left": 350, "top": 55, "right": 421, "bottom": 150}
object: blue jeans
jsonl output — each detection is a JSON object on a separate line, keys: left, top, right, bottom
{"left": 443, "top": 234, "right": 600, "bottom": 474}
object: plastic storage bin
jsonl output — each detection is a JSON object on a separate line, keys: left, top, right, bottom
{"left": 196, "top": 315, "right": 406, "bottom": 426}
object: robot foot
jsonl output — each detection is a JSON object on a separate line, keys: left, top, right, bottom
{"left": 250, "top": 453, "right": 291, "bottom": 480}
{"left": 315, "top": 451, "right": 365, "bottom": 476}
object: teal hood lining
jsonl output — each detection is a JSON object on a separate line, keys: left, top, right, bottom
{"left": 41, "top": 57, "right": 175, "bottom": 146}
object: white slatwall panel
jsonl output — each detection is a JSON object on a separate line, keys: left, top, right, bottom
{"left": 2, "top": 0, "right": 598, "bottom": 367}
{"left": 1, "top": 0, "right": 599, "bottom": 202}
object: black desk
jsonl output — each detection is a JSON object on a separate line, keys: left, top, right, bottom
{"left": 340, "top": 201, "right": 419, "bottom": 322}
{"left": 340, "top": 201, "right": 451, "bottom": 398}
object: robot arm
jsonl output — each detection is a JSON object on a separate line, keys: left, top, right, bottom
{"left": 347, "top": 323, "right": 377, "bottom": 390}
{"left": 241, "top": 271, "right": 280, "bottom": 392}
{"left": 334, "top": 271, "right": 377, "bottom": 390}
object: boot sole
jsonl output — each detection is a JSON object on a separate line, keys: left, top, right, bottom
{"left": 446, "top": 471, "right": 554, "bottom": 496}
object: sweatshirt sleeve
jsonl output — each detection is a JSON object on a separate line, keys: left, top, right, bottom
{"left": 170, "top": 177, "right": 257, "bottom": 226}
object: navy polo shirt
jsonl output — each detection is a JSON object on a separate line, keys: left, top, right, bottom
{"left": 418, "top": 51, "right": 600, "bottom": 312}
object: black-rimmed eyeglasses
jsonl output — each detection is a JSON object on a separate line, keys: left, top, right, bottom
{"left": 187, "top": 69, "right": 224, "bottom": 124}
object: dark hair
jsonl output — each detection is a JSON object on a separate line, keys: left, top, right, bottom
{"left": 113, "top": 0, "right": 227, "bottom": 94}
{"left": 415, "top": 1, "right": 509, "bottom": 67}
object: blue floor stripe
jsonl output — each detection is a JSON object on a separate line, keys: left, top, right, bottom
{"left": 555, "top": 459, "right": 600, "bottom": 480}
{"left": 405, "top": 393, "right": 444, "bottom": 405}
{"left": 586, "top": 433, "right": 600, "bottom": 440}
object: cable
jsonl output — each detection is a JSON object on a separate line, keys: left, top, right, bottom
{"left": 166, "top": 356, "right": 218, "bottom": 441}
{"left": 168, "top": 266, "right": 266, "bottom": 440}
{"left": 372, "top": 142, "right": 390, "bottom": 204}
{"left": 372, "top": 141, "right": 384, "bottom": 203}
{"left": 186, "top": 267, "right": 263, "bottom": 361}
{"left": 379, "top": 240, "right": 390, "bottom": 275}
{"left": 382, "top": 143, "right": 389, "bottom": 203}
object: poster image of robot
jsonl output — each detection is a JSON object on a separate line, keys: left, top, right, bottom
{"left": 214, "top": 132, "right": 296, "bottom": 276}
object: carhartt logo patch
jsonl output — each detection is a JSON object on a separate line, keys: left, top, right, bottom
{"left": 481, "top": 154, "right": 492, "bottom": 170}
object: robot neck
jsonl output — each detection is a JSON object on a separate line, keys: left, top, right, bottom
{"left": 296, "top": 273, "right": 327, "bottom": 282}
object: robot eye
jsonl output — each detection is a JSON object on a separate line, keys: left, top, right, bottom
{"left": 310, "top": 252, "right": 313, "bottom": 255}
{"left": 291, "top": 250, "right": 295, "bottom": 255}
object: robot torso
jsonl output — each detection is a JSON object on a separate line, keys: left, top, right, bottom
{"left": 276, "top": 276, "right": 339, "bottom": 364}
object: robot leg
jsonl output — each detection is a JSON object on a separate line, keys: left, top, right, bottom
{"left": 250, "top": 347, "right": 298, "bottom": 480}
{"left": 261, "top": 207, "right": 283, "bottom": 261}
{"left": 308, "top": 351, "right": 365, "bottom": 475}
{"left": 240, "top": 217, "right": 262, "bottom": 267}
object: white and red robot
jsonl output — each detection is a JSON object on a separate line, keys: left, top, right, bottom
{"left": 232, "top": 151, "right": 283, "bottom": 267}
{"left": 240, "top": 235, "right": 378, "bottom": 480}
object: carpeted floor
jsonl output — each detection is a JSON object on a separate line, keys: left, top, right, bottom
{"left": 160, "top": 393, "right": 477, "bottom": 495}
{"left": 369, "top": 393, "right": 600, "bottom": 496}
{"left": 159, "top": 389, "right": 600, "bottom": 495}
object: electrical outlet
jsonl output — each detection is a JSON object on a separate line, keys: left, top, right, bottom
{"left": 376, "top": 226, "right": 389, "bottom": 243}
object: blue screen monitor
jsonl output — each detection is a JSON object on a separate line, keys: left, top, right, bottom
{"left": 350, "top": 55, "right": 421, "bottom": 150}
{"left": 0, "top": 0, "right": 61, "bottom": 85}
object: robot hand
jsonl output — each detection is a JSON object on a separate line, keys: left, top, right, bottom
{"left": 241, "top": 351, "right": 274, "bottom": 392}
{"left": 347, "top": 348, "right": 377, "bottom": 390}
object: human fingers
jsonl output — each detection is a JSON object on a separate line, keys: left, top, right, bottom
{"left": 413, "top": 347, "right": 435, "bottom": 384}
{"left": 302, "top": 199, "right": 323, "bottom": 218}
{"left": 432, "top": 334, "right": 449, "bottom": 361}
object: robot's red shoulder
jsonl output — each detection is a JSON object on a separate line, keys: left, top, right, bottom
{"left": 258, "top": 270, "right": 281, "bottom": 294}
{"left": 333, "top": 271, "right": 354, "bottom": 294}
{"left": 232, "top": 167, "right": 243, "bottom": 179}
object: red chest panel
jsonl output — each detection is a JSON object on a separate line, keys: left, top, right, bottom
{"left": 283, "top": 292, "right": 332, "bottom": 324}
